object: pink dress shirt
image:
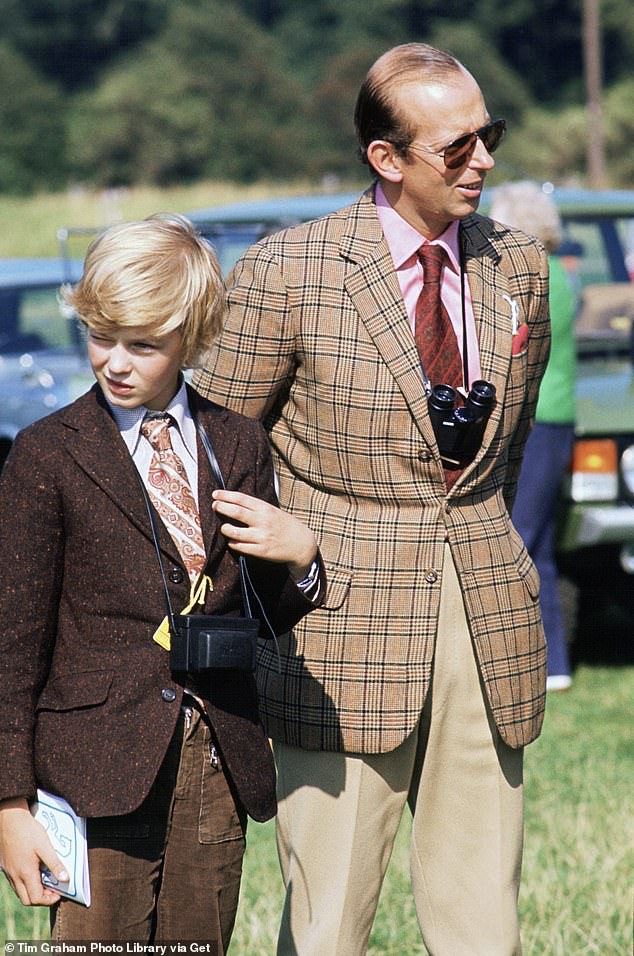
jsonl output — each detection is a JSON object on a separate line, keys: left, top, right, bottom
{"left": 375, "top": 183, "right": 482, "bottom": 391}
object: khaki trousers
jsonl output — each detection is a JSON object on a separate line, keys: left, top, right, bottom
{"left": 274, "top": 545, "right": 524, "bottom": 956}
{"left": 51, "top": 700, "right": 246, "bottom": 950}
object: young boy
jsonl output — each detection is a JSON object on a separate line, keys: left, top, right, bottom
{"left": 0, "top": 215, "right": 325, "bottom": 948}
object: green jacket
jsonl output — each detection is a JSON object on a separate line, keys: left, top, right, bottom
{"left": 536, "top": 255, "right": 576, "bottom": 424}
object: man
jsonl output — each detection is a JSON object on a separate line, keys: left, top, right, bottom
{"left": 193, "top": 42, "right": 550, "bottom": 956}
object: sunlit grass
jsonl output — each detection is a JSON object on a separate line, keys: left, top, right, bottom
{"left": 0, "top": 178, "right": 362, "bottom": 259}
{"left": 232, "top": 665, "right": 634, "bottom": 955}
{"left": 2, "top": 665, "right": 632, "bottom": 953}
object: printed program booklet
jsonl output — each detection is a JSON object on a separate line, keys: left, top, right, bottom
{"left": 30, "top": 788, "right": 91, "bottom": 906}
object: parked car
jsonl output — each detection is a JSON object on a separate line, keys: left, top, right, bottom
{"left": 189, "top": 186, "right": 634, "bottom": 656}
{"left": 43, "top": 187, "right": 634, "bottom": 653}
{"left": 0, "top": 257, "right": 91, "bottom": 469}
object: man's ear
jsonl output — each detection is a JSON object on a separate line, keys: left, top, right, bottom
{"left": 366, "top": 140, "right": 404, "bottom": 184}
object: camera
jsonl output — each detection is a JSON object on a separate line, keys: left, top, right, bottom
{"left": 170, "top": 614, "right": 259, "bottom": 671}
{"left": 428, "top": 379, "right": 497, "bottom": 465}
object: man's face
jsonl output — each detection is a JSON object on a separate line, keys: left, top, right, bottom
{"left": 379, "top": 69, "right": 495, "bottom": 239}
{"left": 87, "top": 325, "right": 183, "bottom": 410}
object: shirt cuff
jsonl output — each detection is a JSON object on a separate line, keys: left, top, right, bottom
{"left": 293, "top": 559, "right": 322, "bottom": 602}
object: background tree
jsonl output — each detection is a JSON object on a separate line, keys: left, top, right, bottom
{"left": 67, "top": 1, "right": 311, "bottom": 186}
{"left": 0, "top": 42, "right": 66, "bottom": 193}
{"left": 0, "top": 0, "right": 169, "bottom": 90}
{"left": 1, "top": 0, "right": 633, "bottom": 192}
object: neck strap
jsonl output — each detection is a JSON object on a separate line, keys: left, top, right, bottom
{"left": 139, "top": 419, "right": 256, "bottom": 630}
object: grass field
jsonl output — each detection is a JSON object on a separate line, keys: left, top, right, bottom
{"left": 2, "top": 664, "right": 632, "bottom": 953}
{"left": 0, "top": 179, "right": 361, "bottom": 259}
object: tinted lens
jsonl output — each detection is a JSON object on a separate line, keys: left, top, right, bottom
{"left": 444, "top": 119, "right": 506, "bottom": 169}
{"left": 480, "top": 119, "right": 506, "bottom": 154}
{"left": 444, "top": 133, "right": 477, "bottom": 169}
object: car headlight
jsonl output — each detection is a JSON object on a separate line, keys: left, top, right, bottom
{"left": 621, "top": 445, "right": 634, "bottom": 496}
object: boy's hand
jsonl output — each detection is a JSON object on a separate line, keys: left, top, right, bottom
{"left": 0, "top": 797, "right": 67, "bottom": 906}
{"left": 212, "top": 490, "right": 318, "bottom": 580}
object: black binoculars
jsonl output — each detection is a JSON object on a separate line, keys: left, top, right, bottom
{"left": 428, "top": 379, "right": 497, "bottom": 465}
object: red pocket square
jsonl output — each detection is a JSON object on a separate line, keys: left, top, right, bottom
{"left": 512, "top": 322, "right": 529, "bottom": 355}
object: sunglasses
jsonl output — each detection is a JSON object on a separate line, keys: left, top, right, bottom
{"left": 407, "top": 118, "right": 507, "bottom": 169}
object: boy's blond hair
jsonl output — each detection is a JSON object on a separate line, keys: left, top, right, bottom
{"left": 62, "top": 214, "right": 226, "bottom": 367}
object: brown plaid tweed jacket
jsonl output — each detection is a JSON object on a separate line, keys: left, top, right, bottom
{"left": 193, "top": 187, "right": 551, "bottom": 753}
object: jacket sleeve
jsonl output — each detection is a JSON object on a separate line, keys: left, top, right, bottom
{"left": 192, "top": 241, "right": 296, "bottom": 420}
{"left": 244, "top": 422, "right": 325, "bottom": 636}
{"left": 0, "top": 427, "right": 64, "bottom": 801}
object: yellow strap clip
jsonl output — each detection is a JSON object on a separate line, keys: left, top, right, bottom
{"left": 152, "top": 574, "right": 214, "bottom": 651}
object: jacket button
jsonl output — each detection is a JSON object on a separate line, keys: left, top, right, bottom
{"left": 168, "top": 568, "right": 184, "bottom": 584}
{"left": 161, "top": 687, "right": 177, "bottom": 702}
{"left": 418, "top": 449, "right": 432, "bottom": 462}
{"left": 424, "top": 570, "right": 438, "bottom": 584}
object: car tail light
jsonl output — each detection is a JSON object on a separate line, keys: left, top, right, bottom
{"left": 569, "top": 439, "right": 619, "bottom": 502}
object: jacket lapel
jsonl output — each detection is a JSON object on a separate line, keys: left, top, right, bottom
{"left": 459, "top": 216, "right": 518, "bottom": 476}
{"left": 461, "top": 216, "right": 514, "bottom": 387}
{"left": 60, "top": 386, "right": 182, "bottom": 565}
{"left": 341, "top": 190, "right": 436, "bottom": 447}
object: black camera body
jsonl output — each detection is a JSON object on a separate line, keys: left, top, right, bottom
{"left": 428, "top": 379, "right": 496, "bottom": 465}
{"left": 170, "top": 614, "right": 259, "bottom": 672}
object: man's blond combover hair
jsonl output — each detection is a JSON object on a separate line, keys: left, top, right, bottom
{"left": 62, "top": 214, "right": 226, "bottom": 367}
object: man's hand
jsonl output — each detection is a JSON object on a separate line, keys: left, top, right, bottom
{"left": 0, "top": 797, "right": 68, "bottom": 906}
{"left": 212, "top": 490, "right": 318, "bottom": 580}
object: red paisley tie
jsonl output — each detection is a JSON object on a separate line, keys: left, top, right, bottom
{"left": 141, "top": 414, "right": 206, "bottom": 581}
{"left": 414, "top": 244, "right": 463, "bottom": 391}
{"left": 414, "top": 244, "right": 464, "bottom": 488}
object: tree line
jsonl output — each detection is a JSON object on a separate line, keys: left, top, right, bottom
{"left": 1, "top": 0, "right": 633, "bottom": 195}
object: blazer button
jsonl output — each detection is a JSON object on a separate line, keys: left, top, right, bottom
{"left": 417, "top": 450, "right": 432, "bottom": 462}
{"left": 161, "top": 687, "right": 177, "bottom": 702}
{"left": 168, "top": 568, "right": 184, "bottom": 584}
{"left": 424, "top": 570, "right": 438, "bottom": 584}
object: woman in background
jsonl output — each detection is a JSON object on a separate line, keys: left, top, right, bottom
{"left": 491, "top": 181, "right": 576, "bottom": 691}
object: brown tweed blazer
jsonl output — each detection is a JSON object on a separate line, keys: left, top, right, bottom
{"left": 0, "top": 384, "right": 320, "bottom": 822}
{"left": 193, "top": 188, "right": 551, "bottom": 753}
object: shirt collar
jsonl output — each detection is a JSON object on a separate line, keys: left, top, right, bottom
{"left": 108, "top": 378, "right": 197, "bottom": 459}
{"left": 375, "top": 182, "right": 462, "bottom": 273}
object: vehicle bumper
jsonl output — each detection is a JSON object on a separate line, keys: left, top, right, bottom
{"left": 558, "top": 503, "right": 634, "bottom": 550}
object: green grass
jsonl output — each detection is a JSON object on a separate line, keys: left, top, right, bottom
{"left": 232, "top": 664, "right": 634, "bottom": 955}
{"left": 3, "top": 665, "right": 631, "bottom": 953}
{"left": 0, "top": 179, "right": 360, "bottom": 259}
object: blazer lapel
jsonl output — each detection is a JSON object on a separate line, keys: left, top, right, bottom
{"left": 340, "top": 191, "right": 436, "bottom": 447}
{"left": 60, "top": 387, "right": 182, "bottom": 566}
{"left": 459, "top": 217, "right": 518, "bottom": 473}
{"left": 462, "top": 217, "right": 514, "bottom": 386}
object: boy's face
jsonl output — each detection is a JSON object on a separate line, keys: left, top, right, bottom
{"left": 87, "top": 325, "right": 183, "bottom": 410}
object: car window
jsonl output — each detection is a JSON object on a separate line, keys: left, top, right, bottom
{"left": 200, "top": 224, "right": 268, "bottom": 275}
{"left": 561, "top": 215, "right": 634, "bottom": 288}
{"left": 561, "top": 222, "right": 610, "bottom": 287}
{"left": 0, "top": 285, "right": 80, "bottom": 355}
